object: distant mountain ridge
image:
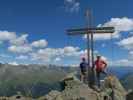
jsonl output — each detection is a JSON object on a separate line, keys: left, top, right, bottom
{"left": 121, "top": 72, "right": 133, "bottom": 90}
{"left": 0, "top": 63, "right": 132, "bottom": 97}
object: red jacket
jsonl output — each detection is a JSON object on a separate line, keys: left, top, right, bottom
{"left": 95, "top": 60, "right": 107, "bottom": 72}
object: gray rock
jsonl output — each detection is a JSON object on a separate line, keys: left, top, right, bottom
{"left": 38, "top": 74, "right": 127, "bottom": 100}
{"left": 38, "top": 90, "right": 61, "bottom": 100}
{"left": 101, "top": 75, "right": 127, "bottom": 100}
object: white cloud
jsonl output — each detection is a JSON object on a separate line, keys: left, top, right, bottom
{"left": 84, "top": 17, "right": 133, "bottom": 40}
{"left": 8, "top": 45, "right": 32, "bottom": 54}
{"left": 9, "top": 62, "right": 19, "bottom": 66}
{"left": 0, "top": 31, "right": 16, "bottom": 41}
{"left": 103, "top": 17, "right": 133, "bottom": 31}
{"left": 63, "top": 46, "right": 81, "bottom": 56}
{"left": 129, "top": 51, "right": 133, "bottom": 55}
{"left": 54, "top": 57, "right": 61, "bottom": 62}
{"left": 30, "top": 48, "right": 52, "bottom": 62}
{"left": 16, "top": 55, "right": 28, "bottom": 60}
{"left": 0, "top": 41, "right": 3, "bottom": 44}
{"left": 129, "top": 31, "right": 133, "bottom": 35}
{"left": 0, "top": 54, "right": 11, "bottom": 58}
{"left": 29, "top": 46, "right": 101, "bottom": 64}
{"left": 94, "top": 31, "right": 120, "bottom": 40}
{"left": 96, "top": 17, "right": 133, "bottom": 40}
{"left": 101, "top": 56, "right": 108, "bottom": 61}
{"left": 30, "top": 46, "right": 84, "bottom": 63}
{"left": 64, "top": 0, "right": 80, "bottom": 12}
{"left": 31, "top": 39, "right": 48, "bottom": 48}
{"left": 128, "top": 51, "right": 133, "bottom": 60}
{"left": 10, "top": 34, "right": 28, "bottom": 46}
{"left": 117, "top": 36, "right": 133, "bottom": 50}
{"left": 110, "top": 59, "right": 133, "bottom": 67}
{"left": 109, "top": 49, "right": 133, "bottom": 67}
{"left": 65, "top": 0, "right": 73, "bottom": 3}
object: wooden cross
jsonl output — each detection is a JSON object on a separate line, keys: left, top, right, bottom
{"left": 66, "top": 10, "right": 115, "bottom": 87}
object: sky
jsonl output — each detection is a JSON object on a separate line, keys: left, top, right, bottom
{"left": 0, "top": 0, "right": 133, "bottom": 66}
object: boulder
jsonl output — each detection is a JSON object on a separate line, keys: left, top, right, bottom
{"left": 101, "top": 75, "right": 127, "bottom": 100}
{"left": 37, "top": 74, "right": 127, "bottom": 100}
{"left": 58, "top": 73, "right": 101, "bottom": 100}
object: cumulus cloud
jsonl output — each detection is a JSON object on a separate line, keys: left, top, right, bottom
{"left": 0, "top": 31, "right": 30, "bottom": 47}
{"left": 30, "top": 46, "right": 84, "bottom": 63}
{"left": 129, "top": 31, "right": 133, "bottom": 35}
{"left": 98, "top": 17, "right": 133, "bottom": 40}
{"left": 64, "top": 0, "right": 80, "bottom": 12}
{"left": 117, "top": 36, "right": 133, "bottom": 50}
{"left": 54, "top": 57, "right": 61, "bottom": 62}
{"left": 109, "top": 49, "right": 133, "bottom": 67}
{"left": 94, "top": 31, "right": 119, "bottom": 40}
{"left": 1, "top": 17, "right": 133, "bottom": 65}
{"left": 0, "top": 54, "right": 11, "bottom": 58}
{"left": 16, "top": 55, "right": 28, "bottom": 60}
{"left": 84, "top": 17, "right": 133, "bottom": 40}
{"left": 63, "top": 46, "right": 82, "bottom": 56}
{"left": 0, "top": 31, "right": 16, "bottom": 41}
{"left": 4, "top": 31, "right": 49, "bottom": 55}
{"left": 31, "top": 39, "right": 48, "bottom": 48}
{"left": 29, "top": 46, "right": 101, "bottom": 64}
{"left": 103, "top": 17, "right": 133, "bottom": 31}
{"left": 8, "top": 45, "right": 32, "bottom": 54}
{"left": 10, "top": 34, "right": 28, "bottom": 46}
{"left": 9, "top": 61, "right": 19, "bottom": 66}
{"left": 110, "top": 59, "right": 133, "bottom": 67}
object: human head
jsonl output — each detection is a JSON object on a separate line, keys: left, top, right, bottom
{"left": 97, "top": 55, "right": 101, "bottom": 60}
{"left": 82, "top": 57, "right": 86, "bottom": 62}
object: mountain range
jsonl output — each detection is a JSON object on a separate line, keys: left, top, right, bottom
{"left": 0, "top": 63, "right": 132, "bottom": 97}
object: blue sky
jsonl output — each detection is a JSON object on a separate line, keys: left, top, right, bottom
{"left": 0, "top": 0, "right": 133, "bottom": 66}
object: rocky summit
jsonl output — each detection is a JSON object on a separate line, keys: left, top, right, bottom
{"left": 0, "top": 73, "right": 132, "bottom": 100}
{"left": 38, "top": 74, "right": 128, "bottom": 100}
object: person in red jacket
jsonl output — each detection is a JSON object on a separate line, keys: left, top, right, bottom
{"left": 94, "top": 55, "right": 107, "bottom": 87}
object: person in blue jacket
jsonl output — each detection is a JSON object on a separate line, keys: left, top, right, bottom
{"left": 80, "top": 57, "right": 88, "bottom": 82}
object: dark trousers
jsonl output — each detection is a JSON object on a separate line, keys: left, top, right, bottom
{"left": 96, "top": 70, "right": 107, "bottom": 87}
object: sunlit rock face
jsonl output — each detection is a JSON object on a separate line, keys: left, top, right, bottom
{"left": 38, "top": 90, "right": 60, "bottom": 100}
{"left": 38, "top": 73, "right": 127, "bottom": 100}
{"left": 101, "top": 75, "right": 127, "bottom": 100}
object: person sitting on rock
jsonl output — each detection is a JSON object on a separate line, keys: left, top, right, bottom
{"left": 80, "top": 57, "right": 88, "bottom": 82}
{"left": 94, "top": 55, "right": 107, "bottom": 87}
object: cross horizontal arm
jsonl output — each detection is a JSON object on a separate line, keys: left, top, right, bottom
{"left": 67, "top": 27, "right": 114, "bottom": 32}
{"left": 67, "top": 27, "right": 115, "bottom": 35}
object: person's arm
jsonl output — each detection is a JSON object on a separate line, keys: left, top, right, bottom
{"left": 79, "top": 63, "right": 82, "bottom": 69}
{"left": 102, "top": 60, "right": 107, "bottom": 68}
{"left": 92, "top": 61, "right": 96, "bottom": 69}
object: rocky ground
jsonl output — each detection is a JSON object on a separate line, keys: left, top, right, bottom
{"left": 0, "top": 73, "right": 132, "bottom": 100}
{"left": 38, "top": 74, "right": 127, "bottom": 100}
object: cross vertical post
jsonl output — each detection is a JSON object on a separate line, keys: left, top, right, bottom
{"left": 86, "top": 10, "right": 94, "bottom": 86}
{"left": 86, "top": 10, "right": 96, "bottom": 87}
{"left": 86, "top": 10, "right": 91, "bottom": 70}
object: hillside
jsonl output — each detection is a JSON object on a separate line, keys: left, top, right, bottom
{"left": 0, "top": 63, "right": 132, "bottom": 98}
{"left": 0, "top": 64, "right": 72, "bottom": 97}
{"left": 121, "top": 73, "right": 133, "bottom": 90}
